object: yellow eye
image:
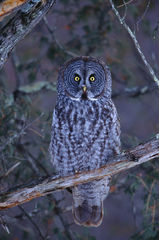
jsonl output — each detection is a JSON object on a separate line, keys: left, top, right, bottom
{"left": 74, "top": 75, "right": 80, "bottom": 81}
{"left": 89, "top": 75, "right": 95, "bottom": 82}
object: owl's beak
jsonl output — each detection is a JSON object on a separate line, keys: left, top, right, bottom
{"left": 82, "top": 86, "right": 87, "bottom": 93}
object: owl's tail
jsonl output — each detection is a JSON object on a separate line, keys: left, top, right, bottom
{"left": 73, "top": 199, "right": 103, "bottom": 227}
{"left": 72, "top": 177, "right": 110, "bottom": 227}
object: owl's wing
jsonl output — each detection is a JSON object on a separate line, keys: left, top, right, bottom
{"left": 112, "top": 106, "right": 121, "bottom": 155}
{"left": 49, "top": 110, "right": 56, "bottom": 165}
{"left": 104, "top": 103, "right": 121, "bottom": 159}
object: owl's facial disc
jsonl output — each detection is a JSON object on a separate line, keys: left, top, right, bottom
{"left": 63, "top": 59, "right": 106, "bottom": 101}
{"left": 63, "top": 60, "right": 84, "bottom": 100}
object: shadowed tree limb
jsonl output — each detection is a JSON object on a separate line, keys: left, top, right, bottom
{"left": 0, "top": 0, "right": 56, "bottom": 70}
{"left": 0, "top": 138, "right": 159, "bottom": 210}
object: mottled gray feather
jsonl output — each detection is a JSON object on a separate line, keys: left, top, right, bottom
{"left": 50, "top": 56, "right": 121, "bottom": 227}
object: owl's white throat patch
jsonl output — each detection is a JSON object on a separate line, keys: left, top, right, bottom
{"left": 69, "top": 96, "right": 80, "bottom": 101}
{"left": 87, "top": 97, "right": 98, "bottom": 101}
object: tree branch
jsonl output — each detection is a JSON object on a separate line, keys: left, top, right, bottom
{"left": 43, "top": 16, "right": 77, "bottom": 58}
{"left": 109, "top": 0, "right": 159, "bottom": 87}
{"left": 0, "top": 0, "right": 56, "bottom": 70}
{"left": 112, "top": 84, "right": 157, "bottom": 98}
{"left": 0, "top": 138, "right": 159, "bottom": 210}
{"left": 18, "top": 205, "right": 45, "bottom": 240}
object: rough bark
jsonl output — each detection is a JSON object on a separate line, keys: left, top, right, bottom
{"left": 0, "top": 139, "right": 159, "bottom": 210}
{"left": 0, "top": 0, "right": 55, "bottom": 70}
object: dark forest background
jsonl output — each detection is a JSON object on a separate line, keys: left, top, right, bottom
{"left": 0, "top": 0, "right": 159, "bottom": 239}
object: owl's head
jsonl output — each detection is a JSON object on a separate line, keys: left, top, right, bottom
{"left": 57, "top": 56, "right": 112, "bottom": 101}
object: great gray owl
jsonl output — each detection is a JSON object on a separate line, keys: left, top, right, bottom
{"left": 50, "top": 56, "right": 120, "bottom": 227}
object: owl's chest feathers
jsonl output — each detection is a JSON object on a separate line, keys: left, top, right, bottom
{"left": 53, "top": 99, "right": 115, "bottom": 174}
{"left": 56, "top": 100, "right": 111, "bottom": 139}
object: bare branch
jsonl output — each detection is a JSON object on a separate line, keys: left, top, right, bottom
{"left": 0, "top": 0, "right": 56, "bottom": 70}
{"left": 136, "top": 0, "right": 151, "bottom": 31}
{"left": 0, "top": 215, "right": 10, "bottom": 234}
{"left": 0, "top": 139, "right": 159, "bottom": 210}
{"left": 117, "top": 0, "right": 134, "bottom": 8}
{"left": 43, "top": 16, "right": 77, "bottom": 58}
{"left": 109, "top": 0, "right": 159, "bottom": 87}
{"left": 120, "top": 0, "right": 128, "bottom": 21}
{"left": 18, "top": 205, "right": 45, "bottom": 240}
{"left": 112, "top": 84, "right": 158, "bottom": 98}
{"left": 0, "top": 113, "right": 44, "bottom": 154}
{"left": 0, "top": 162, "right": 21, "bottom": 180}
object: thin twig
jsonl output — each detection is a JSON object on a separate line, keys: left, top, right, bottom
{"left": 117, "top": 0, "right": 134, "bottom": 8}
{"left": 121, "top": 0, "right": 127, "bottom": 21}
{"left": 51, "top": 197, "right": 74, "bottom": 240}
{"left": 135, "top": 175, "right": 149, "bottom": 192}
{"left": 151, "top": 200, "right": 156, "bottom": 224}
{"left": 0, "top": 113, "right": 44, "bottom": 154}
{"left": 136, "top": 0, "right": 151, "bottom": 31}
{"left": 43, "top": 16, "right": 77, "bottom": 58}
{"left": 18, "top": 205, "right": 45, "bottom": 240}
{"left": 0, "top": 215, "right": 10, "bottom": 234}
{"left": 1, "top": 214, "right": 35, "bottom": 233}
{"left": 146, "top": 180, "right": 156, "bottom": 213}
{"left": 0, "top": 162, "right": 21, "bottom": 180}
{"left": 8, "top": 51, "right": 73, "bottom": 237}
{"left": 109, "top": 0, "right": 159, "bottom": 87}
{"left": 18, "top": 142, "right": 73, "bottom": 239}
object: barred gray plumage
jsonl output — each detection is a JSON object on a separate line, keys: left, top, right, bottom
{"left": 50, "top": 56, "right": 121, "bottom": 227}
